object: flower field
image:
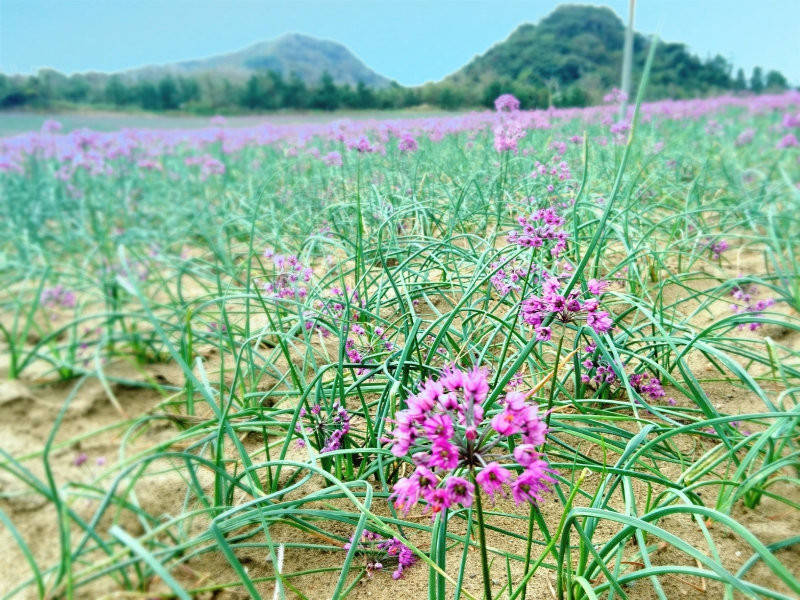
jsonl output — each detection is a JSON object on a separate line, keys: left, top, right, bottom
{"left": 1, "top": 88, "right": 800, "bottom": 600}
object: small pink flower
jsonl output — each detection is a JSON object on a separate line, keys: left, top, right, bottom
{"left": 476, "top": 462, "right": 512, "bottom": 501}
{"left": 446, "top": 476, "right": 475, "bottom": 507}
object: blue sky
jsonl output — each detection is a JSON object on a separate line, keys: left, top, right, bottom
{"left": 1, "top": 0, "right": 798, "bottom": 86}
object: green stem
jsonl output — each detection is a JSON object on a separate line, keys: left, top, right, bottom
{"left": 521, "top": 503, "right": 535, "bottom": 600}
{"left": 545, "top": 331, "right": 566, "bottom": 430}
{"left": 472, "top": 468, "right": 493, "bottom": 600}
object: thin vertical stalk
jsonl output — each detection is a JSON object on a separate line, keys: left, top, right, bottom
{"left": 472, "top": 468, "right": 493, "bottom": 600}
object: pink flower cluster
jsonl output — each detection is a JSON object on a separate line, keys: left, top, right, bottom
{"left": 386, "top": 367, "right": 555, "bottom": 515}
{"left": 313, "top": 285, "right": 369, "bottom": 338}
{"left": 343, "top": 529, "right": 417, "bottom": 580}
{"left": 297, "top": 400, "right": 351, "bottom": 453}
{"left": 507, "top": 207, "right": 569, "bottom": 257}
{"left": 521, "top": 277, "right": 613, "bottom": 341}
{"left": 260, "top": 248, "right": 312, "bottom": 299}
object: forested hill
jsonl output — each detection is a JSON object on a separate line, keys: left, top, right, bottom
{"left": 445, "top": 4, "right": 788, "bottom": 106}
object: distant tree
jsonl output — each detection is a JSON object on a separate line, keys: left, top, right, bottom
{"left": 65, "top": 75, "right": 90, "bottom": 103}
{"left": 105, "top": 76, "right": 129, "bottom": 106}
{"left": 37, "top": 69, "right": 67, "bottom": 102}
{"left": 355, "top": 81, "right": 376, "bottom": 109}
{"left": 267, "top": 70, "right": 287, "bottom": 106}
{"left": 177, "top": 77, "right": 200, "bottom": 105}
{"left": 158, "top": 76, "right": 179, "bottom": 110}
{"left": 429, "top": 83, "right": 465, "bottom": 110}
{"left": 733, "top": 68, "right": 747, "bottom": 91}
{"left": 765, "top": 70, "right": 788, "bottom": 91}
{"left": 0, "top": 75, "right": 32, "bottom": 107}
{"left": 482, "top": 81, "right": 503, "bottom": 108}
{"left": 242, "top": 75, "right": 264, "bottom": 109}
{"left": 138, "top": 81, "right": 161, "bottom": 110}
{"left": 397, "top": 85, "right": 420, "bottom": 109}
{"left": 702, "top": 55, "right": 733, "bottom": 89}
{"left": 283, "top": 72, "right": 308, "bottom": 109}
{"left": 750, "top": 67, "right": 764, "bottom": 93}
{"left": 311, "top": 72, "right": 340, "bottom": 110}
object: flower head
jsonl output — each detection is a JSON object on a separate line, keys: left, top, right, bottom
{"left": 344, "top": 529, "right": 417, "bottom": 580}
{"left": 494, "top": 94, "right": 521, "bottom": 113}
{"left": 386, "top": 367, "right": 555, "bottom": 514}
{"left": 521, "top": 276, "right": 613, "bottom": 338}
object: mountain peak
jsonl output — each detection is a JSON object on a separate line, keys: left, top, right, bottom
{"left": 126, "top": 33, "right": 392, "bottom": 88}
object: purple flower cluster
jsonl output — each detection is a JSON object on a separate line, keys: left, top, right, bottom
{"left": 343, "top": 529, "right": 417, "bottom": 580}
{"left": 323, "top": 151, "right": 343, "bottom": 166}
{"left": 489, "top": 258, "right": 533, "bottom": 296}
{"left": 703, "top": 237, "right": 729, "bottom": 260}
{"left": 507, "top": 207, "right": 569, "bottom": 257}
{"left": 736, "top": 128, "right": 756, "bottom": 147}
{"left": 628, "top": 372, "right": 669, "bottom": 403}
{"left": 494, "top": 94, "right": 521, "bottom": 113}
{"left": 782, "top": 112, "right": 800, "bottom": 129}
{"left": 41, "top": 285, "right": 76, "bottom": 309}
{"left": 397, "top": 133, "right": 418, "bottom": 153}
{"left": 260, "top": 248, "right": 312, "bottom": 300}
{"left": 521, "top": 277, "right": 613, "bottom": 340}
{"left": 297, "top": 400, "right": 351, "bottom": 453}
{"left": 603, "top": 88, "right": 628, "bottom": 104}
{"left": 579, "top": 342, "right": 617, "bottom": 387}
{"left": 347, "top": 136, "right": 385, "bottom": 155}
{"left": 184, "top": 154, "right": 225, "bottom": 180}
{"left": 581, "top": 343, "right": 676, "bottom": 406}
{"left": 730, "top": 284, "right": 775, "bottom": 330}
{"left": 493, "top": 119, "right": 526, "bottom": 154}
{"left": 345, "top": 323, "right": 392, "bottom": 375}
{"left": 41, "top": 120, "right": 62, "bottom": 134}
{"left": 776, "top": 133, "right": 799, "bottom": 149}
{"left": 312, "top": 285, "right": 370, "bottom": 340}
{"left": 529, "top": 159, "right": 573, "bottom": 183}
{"left": 386, "top": 367, "right": 555, "bottom": 515}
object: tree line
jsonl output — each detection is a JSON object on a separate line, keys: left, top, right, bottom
{"left": 0, "top": 61, "right": 791, "bottom": 115}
